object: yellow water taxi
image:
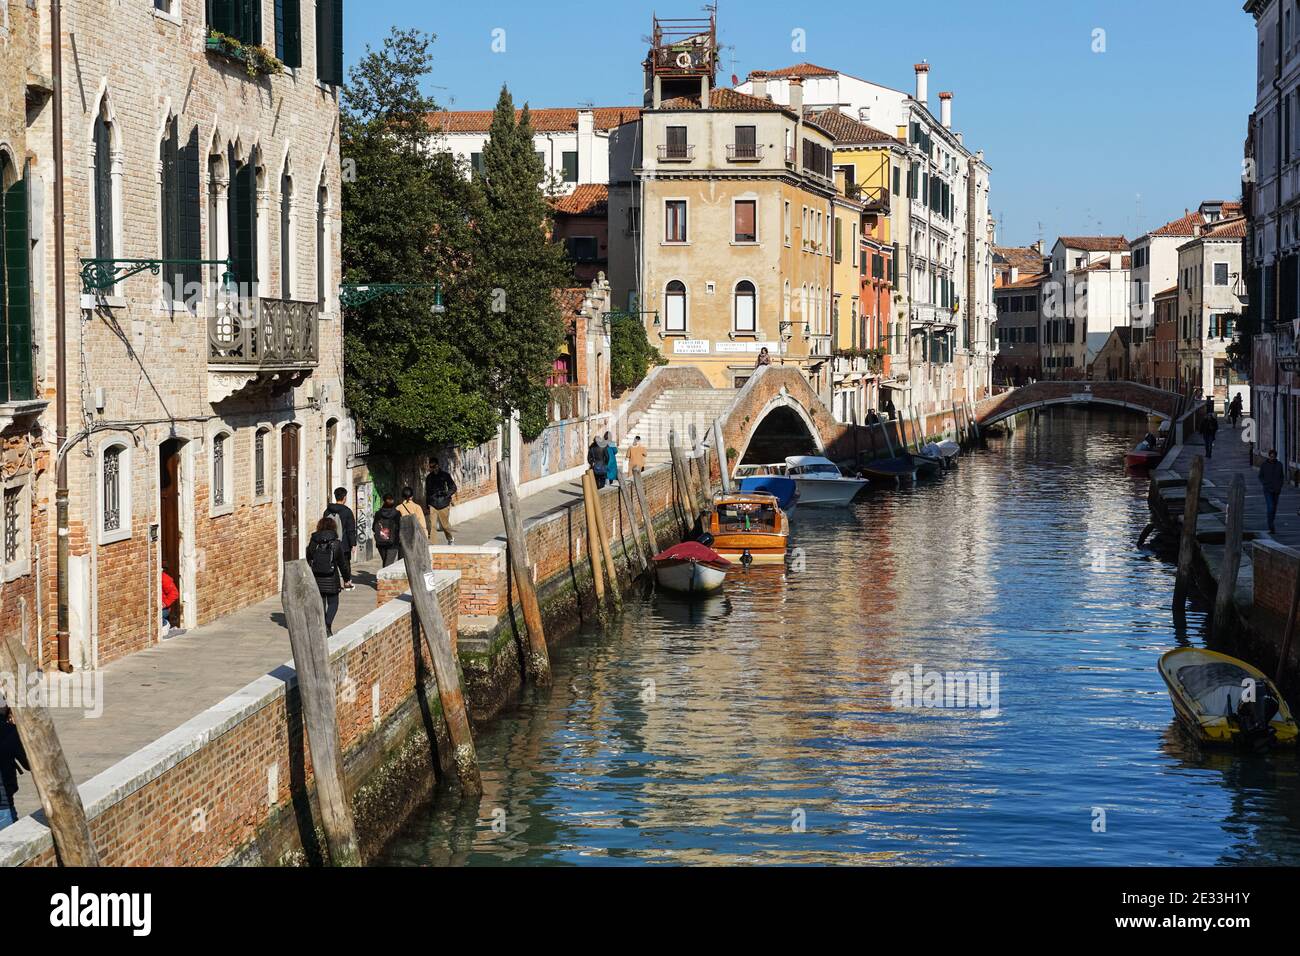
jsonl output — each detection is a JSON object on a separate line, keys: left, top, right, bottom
{"left": 705, "top": 492, "right": 790, "bottom": 566}
{"left": 1158, "top": 647, "right": 1297, "bottom": 750}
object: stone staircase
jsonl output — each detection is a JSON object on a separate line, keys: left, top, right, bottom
{"left": 621, "top": 387, "right": 738, "bottom": 466}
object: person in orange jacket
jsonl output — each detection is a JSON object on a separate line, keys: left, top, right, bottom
{"left": 161, "top": 570, "right": 181, "bottom": 637}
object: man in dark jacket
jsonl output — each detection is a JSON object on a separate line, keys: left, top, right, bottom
{"left": 324, "top": 488, "right": 357, "bottom": 589}
{"left": 372, "top": 493, "right": 402, "bottom": 567}
{"left": 0, "top": 703, "right": 30, "bottom": 830}
{"left": 307, "top": 516, "right": 352, "bottom": 635}
{"left": 588, "top": 438, "right": 607, "bottom": 489}
{"left": 424, "top": 460, "right": 458, "bottom": 545}
{"left": 1199, "top": 412, "right": 1219, "bottom": 459}
{"left": 1261, "top": 449, "right": 1285, "bottom": 534}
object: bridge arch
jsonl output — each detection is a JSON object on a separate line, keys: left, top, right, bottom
{"left": 734, "top": 391, "right": 825, "bottom": 465}
{"left": 976, "top": 381, "right": 1184, "bottom": 429}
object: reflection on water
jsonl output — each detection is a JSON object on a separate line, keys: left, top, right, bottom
{"left": 380, "top": 408, "right": 1300, "bottom": 866}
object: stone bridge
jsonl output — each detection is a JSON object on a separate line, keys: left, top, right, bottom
{"left": 974, "top": 380, "right": 1186, "bottom": 428}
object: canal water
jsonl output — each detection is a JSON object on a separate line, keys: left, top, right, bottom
{"left": 379, "top": 409, "right": 1300, "bottom": 866}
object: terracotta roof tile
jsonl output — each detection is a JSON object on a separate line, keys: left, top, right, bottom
{"left": 1202, "top": 216, "right": 1246, "bottom": 239}
{"left": 997, "top": 273, "right": 1045, "bottom": 290}
{"left": 993, "top": 246, "right": 1048, "bottom": 274}
{"left": 550, "top": 184, "right": 608, "bottom": 216}
{"left": 658, "top": 87, "right": 790, "bottom": 112}
{"left": 1059, "top": 236, "right": 1129, "bottom": 252}
{"left": 1154, "top": 285, "right": 1179, "bottom": 298}
{"left": 429, "top": 106, "right": 641, "bottom": 134}
{"left": 749, "top": 63, "right": 839, "bottom": 79}
{"left": 1148, "top": 210, "right": 1204, "bottom": 238}
{"left": 803, "top": 109, "right": 902, "bottom": 146}
{"left": 556, "top": 288, "right": 588, "bottom": 314}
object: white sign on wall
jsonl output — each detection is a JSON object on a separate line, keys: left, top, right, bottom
{"left": 714, "top": 341, "right": 781, "bottom": 354}
{"left": 673, "top": 340, "right": 710, "bottom": 354}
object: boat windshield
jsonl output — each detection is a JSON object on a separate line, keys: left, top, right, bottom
{"left": 792, "top": 464, "right": 841, "bottom": 476}
{"left": 716, "top": 502, "right": 778, "bottom": 532}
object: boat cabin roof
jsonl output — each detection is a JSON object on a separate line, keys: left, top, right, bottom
{"left": 785, "top": 456, "right": 836, "bottom": 468}
{"left": 713, "top": 492, "right": 780, "bottom": 506}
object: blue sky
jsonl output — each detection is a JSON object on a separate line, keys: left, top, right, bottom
{"left": 346, "top": 0, "right": 1254, "bottom": 247}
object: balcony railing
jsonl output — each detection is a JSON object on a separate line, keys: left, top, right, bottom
{"left": 209, "top": 297, "right": 320, "bottom": 368}
{"left": 727, "top": 143, "right": 764, "bottom": 162}
{"left": 658, "top": 144, "right": 695, "bottom": 162}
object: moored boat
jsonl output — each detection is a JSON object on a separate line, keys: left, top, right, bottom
{"left": 782, "top": 456, "right": 869, "bottom": 506}
{"left": 860, "top": 456, "right": 917, "bottom": 482}
{"left": 1158, "top": 647, "right": 1297, "bottom": 750}
{"left": 924, "top": 440, "right": 961, "bottom": 468}
{"left": 1125, "top": 432, "right": 1164, "bottom": 470}
{"left": 737, "top": 475, "right": 799, "bottom": 515}
{"left": 652, "top": 541, "right": 731, "bottom": 595}
{"left": 706, "top": 492, "right": 790, "bottom": 566}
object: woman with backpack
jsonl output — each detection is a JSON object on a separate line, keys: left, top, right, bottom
{"left": 306, "top": 515, "right": 351, "bottom": 636}
{"left": 372, "top": 493, "right": 402, "bottom": 567}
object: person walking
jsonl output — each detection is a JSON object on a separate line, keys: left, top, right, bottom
{"left": 628, "top": 435, "right": 648, "bottom": 476}
{"left": 424, "top": 460, "right": 458, "bottom": 545}
{"left": 397, "top": 486, "right": 428, "bottom": 539}
{"left": 324, "top": 488, "right": 358, "bottom": 590}
{"left": 0, "top": 702, "right": 29, "bottom": 830}
{"left": 1229, "top": 393, "right": 1243, "bottom": 429}
{"left": 604, "top": 431, "right": 619, "bottom": 487}
{"left": 1261, "top": 449, "right": 1285, "bottom": 535}
{"left": 1199, "top": 412, "right": 1218, "bottom": 459}
{"left": 589, "top": 437, "right": 608, "bottom": 489}
{"left": 372, "top": 493, "right": 402, "bottom": 567}
{"left": 306, "top": 516, "right": 351, "bottom": 636}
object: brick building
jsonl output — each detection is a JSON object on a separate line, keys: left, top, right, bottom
{"left": 4, "top": 0, "right": 347, "bottom": 670}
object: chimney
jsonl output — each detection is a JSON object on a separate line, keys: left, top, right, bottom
{"left": 939, "top": 91, "right": 952, "bottom": 128}
{"left": 1033, "top": 239, "right": 1045, "bottom": 256}
{"left": 577, "top": 110, "right": 595, "bottom": 186}
{"left": 1110, "top": 251, "right": 1122, "bottom": 270}
{"left": 1010, "top": 266, "right": 1019, "bottom": 284}
{"left": 914, "top": 62, "right": 929, "bottom": 106}
{"left": 789, "top": 76, "right": 804, "bottom": 114}
{"left": 751, "top": 75, "right": 767, "bottom": 100}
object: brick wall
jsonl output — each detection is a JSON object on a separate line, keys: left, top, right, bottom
{"left": 1252, "top": 540, "right": 1298, "bottom": 621}
{"left": 1, "top": 572, "right": 461, "bottom": 867}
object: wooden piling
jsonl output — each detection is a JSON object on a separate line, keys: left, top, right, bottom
{"left": 880, "top": 418, "right": 897, "bottom": 458}
{"left": 668, "top": 430, "right": 695, "bottom": 533}
{"left": 617, "top": 478, "right": 649, "bottom": 576}
{"left": 1172, "top": 454, "right": 1205, "bottom": 613}
{"left": 581, "top": 471, "right": 608, "bottom": 608}
{"left": 1213, "top": 473, "right": 1246, "bottom": 638}
{"left": 281, "top": 561, "right": 362, "bottom": 866}
{"left": 694, "top": 450, "right": 711, "bottom": 512}
{"left": 589, "top": 477, "right": 622, "bottom": 613}
{"left": 632, "top": 468, "right": 660, "bottom": 556}
{"left": 713, "top": 418, "right": 734, "bottom": 494}
{"left": 495, "top": 461, "right": 551, "bottom": 686}
{"left": 0, "top": 627, "right": 99, "bottom": 866}
{"left": 397, "top": 516, "right": 482, "bottom": 795}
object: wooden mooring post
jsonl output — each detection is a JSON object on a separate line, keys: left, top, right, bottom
{"left": 712, "top": 418, "right": 734, "bottom": 494}
{"left": 1172, "top": 454, "right": 1206, "bottom": 615}
{"left": 398, "top": 517, "right": 482, "bottom": 795}
{"left": 581, "top": 470, "right": 609, "bottom": 609}
{"left": 632, "top": 468, "right": 660, "bottom": 557}
{"left": 495, "top": 461, "right": 551, "bottom": 686}
{"left": 591, "top": 479, "right": 622, "bottom": 612}
{"left": 668, "top": 430, "right": 695, "bottom": 533}
{"left": 0, "top": 624, "right": 99, "bottom": 866}
{"left": 281, "top": 561, "right": 362, "bottom": 866}
{"left": 617, "top": 478, "right": 649, "bottom": 576}
{"left": 1213, "top": 474, "right": 1246, "bottom": 639}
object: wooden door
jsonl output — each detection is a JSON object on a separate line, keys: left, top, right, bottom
{"left": 159, "top": 439, "right": 183, "bottom": 624}
{"left": 281, "top": 425, "right": 300, "bottom": 562}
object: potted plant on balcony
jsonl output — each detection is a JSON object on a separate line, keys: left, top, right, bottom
{"left": 206, "top": 30, "right": 285, "bottom": 79}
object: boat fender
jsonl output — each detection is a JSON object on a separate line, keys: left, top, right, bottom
{"left": 740, "top": 549, "right": 753, "bottom": 567}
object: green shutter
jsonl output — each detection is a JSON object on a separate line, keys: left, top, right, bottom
{"left": 316, "top": 0, "right": 342, "bottom": 85}
{"left": 4, "top": 175, "right": 32, "bottom": 401}
{"left": 94, "top": 116, "right": 113, "bottom": 260}
{"left": 283, "top": 0, "right": 302, "bottom": 68}
{"left": 243, "top": 0, "right": 262, "bottom": 45}
{"left": 161, "top": 121, "right": 181, "bottom": 297}
{"left": 331, "top": 0, "right": 343, "bottom": 85}
{"left": 274, "top": 0, "right": 285, "bottom": 59}
{"left": 179, "top": 127, "right": 203, "bottom": 294}
{"left": 208, "top": 0, "right": 236, "bottom": 36}
{"left": 834, "top": 217, "right": 842, "bottom": 263}
{"left": 230, "top": 159, "right": 257, "bottom": 293}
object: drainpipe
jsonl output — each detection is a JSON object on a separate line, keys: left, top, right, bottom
{"left": 52, "top": 0, "right": 72, "bottom": 672}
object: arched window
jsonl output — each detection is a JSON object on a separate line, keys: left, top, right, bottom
{"left": 93, "top": 102, "right": 115, "bottom": 260}
{"left": 734, "top": 280, "right": 756, "bottom": 333}
{"left": 280, "top": 164, "right": 294, "bottom": 300}
{"left": 316, "top": 178, "right": 328, "bottom": 310}
{"left": 665, "top": 280, "right": 686, "bottom": 333}
{"left": 0, "top": 151, "right": 33, "bottom": 403}
{"left": 99, "top": 441, "right": 131, "bottom": 544}
{"left": 253, "top": 427, "right": 270, "bottom": 501}
{"left": 211, "top": 430, "right": 232, "bottom": 511}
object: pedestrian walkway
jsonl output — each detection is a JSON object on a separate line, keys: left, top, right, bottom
{"left": 1167, "top": 422, "right": 1300, "bottom": 549}
{"left": 8, "top": 470, "right": 604, "bottom": 819}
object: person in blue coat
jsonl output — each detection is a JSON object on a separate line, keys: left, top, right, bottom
{"left": 604, "top": 431, "right": 619, "bottom": 487}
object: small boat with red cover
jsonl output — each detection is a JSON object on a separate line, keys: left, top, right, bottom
{"left": 652, "top": 541, "right": 732, "bottom": 595}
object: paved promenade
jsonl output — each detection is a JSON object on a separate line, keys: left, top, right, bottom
{"left": 1166, "top": 422, "right": 1300, "bottom": 550}
{"left": 10, "top": 473, "right": 593, "bottom": 818}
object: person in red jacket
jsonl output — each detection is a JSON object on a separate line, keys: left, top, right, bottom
{"left": 161, "top": 570, "right": 180, "bottom": 638}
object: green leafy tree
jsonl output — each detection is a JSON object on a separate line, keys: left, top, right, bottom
{"left": 340, "top": 29, "right": 494, "bottom": 450}
{"left": 610, "top": 313, "right": 667, "bottom": 392}
{"left": 461, "top": 86, "right": 570, "bottom": 441}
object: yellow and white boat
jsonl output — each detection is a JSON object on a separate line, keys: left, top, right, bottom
{"left": 705, "top": 492, "right": 790, "bottom": 566}
{"left": 1158, "top": 647, "right": 1297, "bottom": 750}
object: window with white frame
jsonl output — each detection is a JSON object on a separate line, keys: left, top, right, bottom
{"left": 2, "top": 476, "right": 30, "bottom": 580}
{"left": 211, "top": 430, "right": 233, "bottom": 512}
{"left": 253, "top": 426, "right": 271, "bottom": 501}
{"left": 734, "top": 280, "right": 757, "bottom": 333}
{"left": 100, "top": 441, "right": 131, "bottom": 544}
{"left": 1214, "top": 262, "right": 1230, "bottom": 286}
{"left": 664, "top": 280, "right": 687, "bottom": 333}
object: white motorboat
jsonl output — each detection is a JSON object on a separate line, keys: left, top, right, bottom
{"left": 922, "top": 441, "right": 960, "bottom": 468}
{"left": 782, "top": 456, "right": 869, "bottom": 506}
